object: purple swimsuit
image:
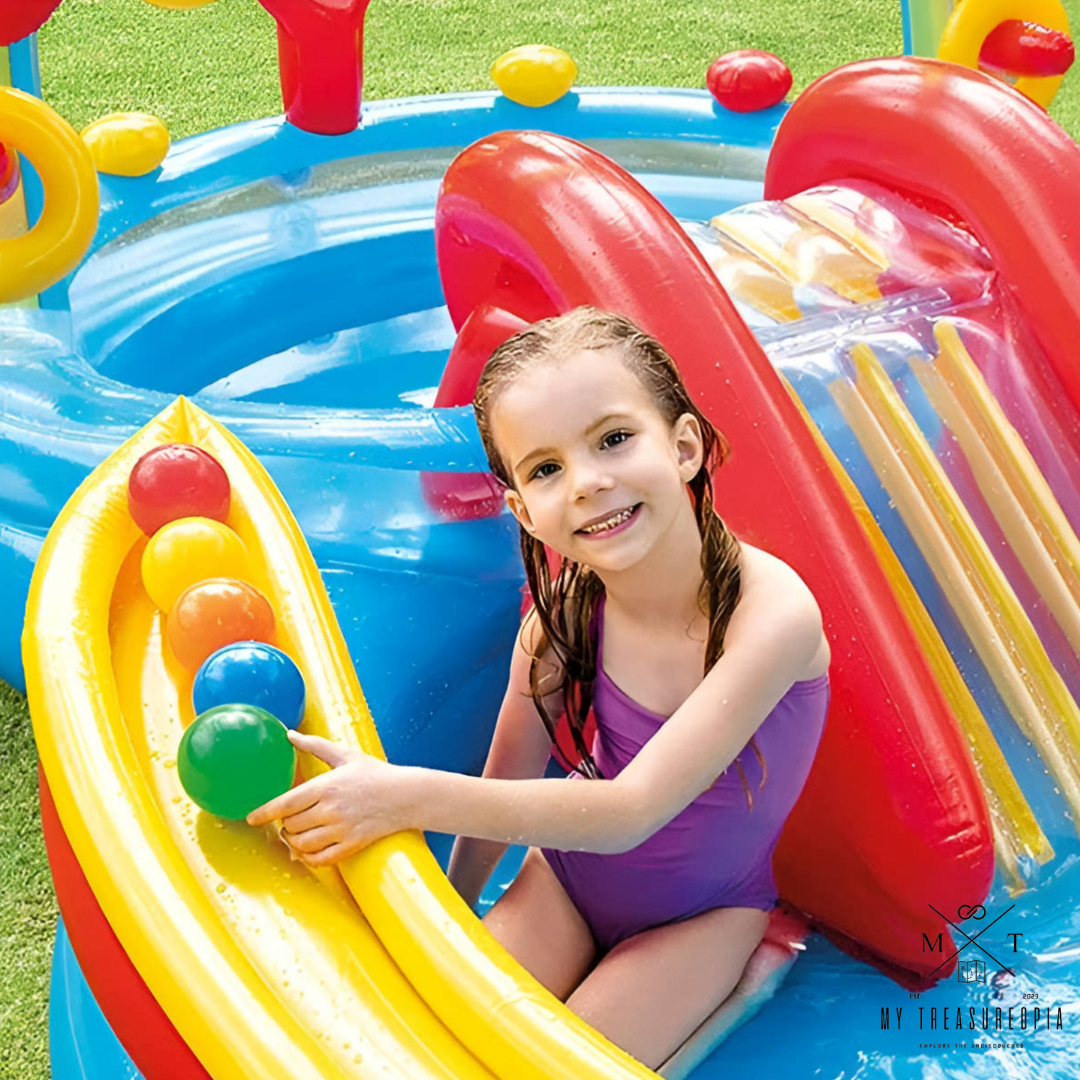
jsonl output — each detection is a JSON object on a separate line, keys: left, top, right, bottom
{"left": 540, "top": 592, "right": 830, "bottom": 954}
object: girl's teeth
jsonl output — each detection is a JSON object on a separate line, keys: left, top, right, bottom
{"left": 582, "top": 507, "right": 633, "bottom": 533}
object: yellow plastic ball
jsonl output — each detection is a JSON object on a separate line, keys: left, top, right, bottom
{"left": 81, "top": 113, "right": 171, "bottom": 177}
{"left": 141, "top": 517, "right": 250, "bottom": 613}
{"left": 490, "top": 45, "right": 578, "bottom": 107}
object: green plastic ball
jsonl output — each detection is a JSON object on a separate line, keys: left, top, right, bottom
{"left": 177, "top": 704, "right": 296, "bottom": 820}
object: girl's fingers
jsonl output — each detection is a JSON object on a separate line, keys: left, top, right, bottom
{"left": 246, "top": 777, "right": 322, "bottom": 826}
{"left": 300, "top": 842, "right": 351, "bottom": 868}
{"left": 284, "top": 824, "right": 340, "bottom": 854}
{"left": 281, "top": 803, "right": 331, "bottom": 834}
{"left": 288, "top": 730, "right": 353, "bottom": 768}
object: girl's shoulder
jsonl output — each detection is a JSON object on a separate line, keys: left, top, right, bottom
{"left": 737, "top": 541, "right": 815, "bottom": 601}
{"left": 735, "top": 542, "right": 830, "bottom": 679}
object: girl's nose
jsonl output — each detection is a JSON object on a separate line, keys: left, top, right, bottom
{"left": 570, "top": 459, "right": 615, "bottom": 500}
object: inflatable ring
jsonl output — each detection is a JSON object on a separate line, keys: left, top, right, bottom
{"left": 0, "top": 87, "right": 99, "bottom": 303}
{"left": 937, "top": 0, "right": 1071, "bottom": 107}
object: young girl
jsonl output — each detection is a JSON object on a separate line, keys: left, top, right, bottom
{"left": 248, "top": 305, "right": 831, "bottom": 1070}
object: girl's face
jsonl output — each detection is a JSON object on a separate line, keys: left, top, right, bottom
{"left": 490, "top": 347, "right": 704, "bottom": 572}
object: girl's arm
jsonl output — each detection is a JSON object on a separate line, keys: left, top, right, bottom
{"left": 251, "top": 556, "right": 822, "bottom": 864}
{"left": 447, "top": 611, "right": 558, "bottom": 908}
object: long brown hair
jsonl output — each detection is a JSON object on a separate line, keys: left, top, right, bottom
{"left": 473, "top": 306, "right": 767, "bottom": 810}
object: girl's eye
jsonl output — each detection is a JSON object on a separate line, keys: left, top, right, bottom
{"left": 602, "top": 430, "right": 632, "bottom": 449}
{"left": 531, "top": 462, "right": 559, "bottom": 480}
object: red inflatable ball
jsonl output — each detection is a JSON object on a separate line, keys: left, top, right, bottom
{"left": 707, "top": 50, "right": 793, "bottom": 112}
{"left": 0, "top": 0, "right": 64, "bottom": 47}
{"left": 979, "top": 20, "right": 1074, "bottom": 78}
{"left": 0, "top": 142, "right": 20, "bottom": 207}
{"left": 127, "top": 443, "right": 231, "bottom": 536}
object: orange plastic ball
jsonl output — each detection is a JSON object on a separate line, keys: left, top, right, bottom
{"left": 141, "top": 517, "right": 250, "bottom": 612}
{"left": 165, "top": 578, "right": 275, "bottom": 673}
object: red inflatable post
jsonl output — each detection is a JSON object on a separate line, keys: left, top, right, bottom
{"left": 435, "top": 129, "right": 994, "bottom": 983}
{"left": 257, "top": 0, "right": 372, "bottom": 135}
{"left": 0, "top": 0, "right": 63, "bottom": 46}
{"left": 39, "top": 768, "right": 212, "bottom": 1080}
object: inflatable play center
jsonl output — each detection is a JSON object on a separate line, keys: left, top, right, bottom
{"left": 3, "top": 0, "right": 1080, "bottom": 1076}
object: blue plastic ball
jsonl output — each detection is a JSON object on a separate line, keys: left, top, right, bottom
{"left": 193, "top": 641, "right": 306, "bottom": 730}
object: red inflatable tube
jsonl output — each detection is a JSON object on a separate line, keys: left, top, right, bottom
{"left": 257, "top": 0, "right": 372, "bottom": 136}
{"left": 39, "top": 767, "right": 212, "bottom": 1080}
{"left": 765, "top": 55, "right": 1080, "bottom": 424}
{"left": 435, "top": 129, "right": 994, "bottom": 982}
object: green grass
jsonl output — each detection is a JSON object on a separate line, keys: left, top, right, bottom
{"left": 0, "top": 682, "right": 53, "bottom": 1080}
{"left": 30, "top": 0, "right": 1080, "bottom": 141}
{"left": 37, "top": 0, "right": 908, "bottom": 138}
{"left": 6, "top": 1, "right": 1080, "bottom": 1076}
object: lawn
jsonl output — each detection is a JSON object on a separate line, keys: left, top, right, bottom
{"left": 3, "top": 0, "right": 1079, "bottom": 1076}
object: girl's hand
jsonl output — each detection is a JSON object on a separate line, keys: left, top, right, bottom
{"left": 246, "top": 731, "right": 414, "bottom": 867}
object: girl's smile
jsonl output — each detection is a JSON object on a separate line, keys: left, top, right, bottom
{"left": 575, "top": 502, "right": 643, "bottom": 538}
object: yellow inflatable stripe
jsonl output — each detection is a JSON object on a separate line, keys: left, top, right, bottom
{"left": 931, "top": 320, "right": 1080, "bottom": 645}
{"left": 835, "top": 346, "right": 1080, "bottom": 831}
{"left": 784, "top": 191, "right": 891, "bottom": 270}
{"left": 699, "top": 226, "right": 802, "bottom": 322}
{"left": 711, "top": 209, "right": 882, "bottom": 303}
{"left": 911, "top": 349, "right": 1080, "bottom": 657}
{"left": 24, "top": 398, "right": 500, "bottom": 1080}
{"left": 184, "top": 405, "right": 660, "bottom": 1080}
{"left": 782, "top": 375, "right": 1050, "bottom": 894}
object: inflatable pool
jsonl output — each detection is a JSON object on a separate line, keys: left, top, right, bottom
{"left": 4, "top": 3, "right": 1080, "bottom": 1078}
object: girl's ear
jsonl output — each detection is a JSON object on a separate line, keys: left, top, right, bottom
{"left": 504, "top": 487, "right": 537, "bottom": 534}
{"left": 673, "top": 412, "right": 705, "bottom": 482}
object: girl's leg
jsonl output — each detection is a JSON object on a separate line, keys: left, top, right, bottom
{"left": 564, "top": 905, "right": 769, "bottom": 1068}
{"left": 482, "top": 846, "right": 599, "bottom": 1001}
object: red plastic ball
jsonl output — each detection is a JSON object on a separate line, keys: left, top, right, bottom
{"left": 0, "top": 0, "right": 63, "bottom": 47}
{"left": 707, "top": 50, "right": 793, "bottom": 113}
{"left": 166, "top": 578, "right": 275, "bottom": 674}
{"left": 128, "top": 443, "right": 231, "bottom": 536}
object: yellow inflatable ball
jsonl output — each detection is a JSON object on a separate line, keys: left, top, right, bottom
{"left": 490, "top": 45, "right": 577, "bottom": 107}
{"left": 81, "top": 113, "right": 170, "bottom": 177}
{"left": 142, "top": 517, "right": 251, "bottom": 613}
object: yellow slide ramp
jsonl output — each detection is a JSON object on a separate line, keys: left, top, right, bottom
{"left": 23, "top": 397, "right": 658, "bottom": 1080}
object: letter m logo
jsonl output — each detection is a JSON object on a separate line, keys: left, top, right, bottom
{"left": 880, "top": 1007, "right": 891, "bottom": 1029}
{"left": 922, "top": 933, "right": 943, "bottom": 952}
